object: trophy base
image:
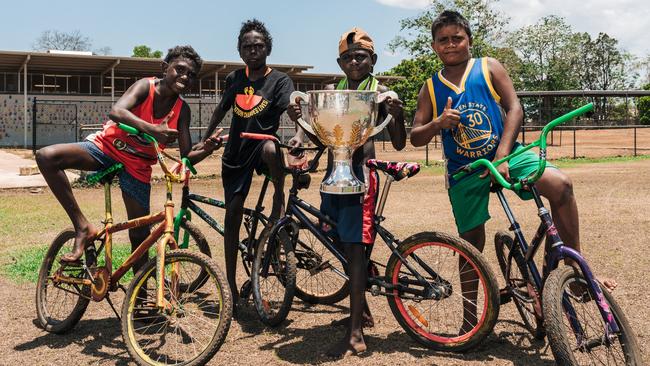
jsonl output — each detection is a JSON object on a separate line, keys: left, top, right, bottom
{"left": 320, "top": 160, "right": 365, "bottom": 195}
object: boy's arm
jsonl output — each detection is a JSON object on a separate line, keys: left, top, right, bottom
{"left": 487, "top": 57, "right": 523, "bottom": 179}
{"left": 410, "top": 83, "right": 460, "bottom": 146}
{"left": 109, "top": 79, "right": 177, "bottom": 144}
{"left": 378, "top": 85, "right": 406, "bottom": 151}
{"left": 177, "top": 102, "right": 216, "bottom": 165}
{"left": 202, "top": 99, "right": 228, "bottom": 141}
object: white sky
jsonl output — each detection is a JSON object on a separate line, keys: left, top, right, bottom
{"left": 377, "top": 0, "right": 650, "bottom": 57}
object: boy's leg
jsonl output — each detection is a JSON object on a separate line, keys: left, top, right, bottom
{"left": 224, "top": 193, "right": 245, "bottom": 304}
{"left": 535, "top": 169, "right": 617, "bottom": 290}
{"left": 459, "top": 224, "right": 486, "bottom": 333}
{"left": 121, "top": 191, "right": 150, "bottom": 276}
{"left": 260, "top": 140, "right": 285, "bottom": 221}
{"left": 36, "top": 143, "right": 102, "bottom": 261}
{"left": 327, "top": 242, "right": 367, "bottom": 358}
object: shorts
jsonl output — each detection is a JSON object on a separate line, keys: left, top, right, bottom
{"left": 320, "top": 167, "right": 379, "bottom": 245}
{"left": 80, "top": 140, "right": 151, "bottom": 211}
{"left": 448, "top": 144, "right": 556, "bottom": 234}
{"left": 222, "top": 144, "right": 268, "bottom": 205}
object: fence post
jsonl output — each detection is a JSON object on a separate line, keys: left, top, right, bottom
{"left": 634, "top": 127, "right": 637, "bottom": 157}
{"left": 425, "top": 143, "right": 429, "bottom": 166}
{"left": 573, "top": 128, "right": 576, "bottom": 159}
{"left": 198, "top": 99, "right": 202, "bottom": 140}
{"left": 32, "top": 97, "right": 37, "bottom": 154}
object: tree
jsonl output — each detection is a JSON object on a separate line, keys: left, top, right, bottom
{"left": 94, "top": 46, "right": 112, "bottom": 56}
{"left": 388, "top": 0, "right": 510, "bottom": 58}
{"left": 638, "top": 83, "right": 650, "bottom": 125}
{"left": 385, "top": 0, "right": 511, "bottom": 122}
{"left": 33, "top": 30, "right": 92, "bottom": 52}
{"left": 132, "top": 45, "right": 163, "bottom": 58}
{"left": 382, "top": 56, "right": 442, "bottom": 121}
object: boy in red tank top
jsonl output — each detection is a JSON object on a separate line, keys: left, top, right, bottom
{"left": 36, "top": 46, "right": 221, "bottom": 273}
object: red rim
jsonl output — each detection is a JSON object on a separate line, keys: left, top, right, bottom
{"left": 391, "top": 241, "right": 489, "bottom": 344}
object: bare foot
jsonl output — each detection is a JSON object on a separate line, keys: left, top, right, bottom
{"left": 325, "top": 333, "right": 366, "bottom": 359}
{"left": 330, "top": 313, "right": 375, "bottom": 328}
{"left": 60, "top": 225, "right": 98, "bottom": 262}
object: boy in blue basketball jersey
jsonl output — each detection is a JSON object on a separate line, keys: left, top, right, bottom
{"left": 411, "top": 10, "right": 616, "bottom": 332}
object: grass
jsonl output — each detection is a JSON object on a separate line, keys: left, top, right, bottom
{"left": 2, "top": 243, "right": 137, "bottom": 284}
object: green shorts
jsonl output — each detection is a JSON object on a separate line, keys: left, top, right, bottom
{"left": 448, "top": 145, "right": 556, "bottom": 234}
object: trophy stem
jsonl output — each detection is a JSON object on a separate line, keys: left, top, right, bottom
{"left": 320, "top": 148, "right": 365, "bottom": 194}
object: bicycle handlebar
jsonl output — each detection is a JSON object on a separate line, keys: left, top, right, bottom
{"left": 239, "top": 132, "right": 325, "bottom": 174}
{"left": 451, "top": 103, "right": 594, "bottom": 191}
{"left": 117, "top": 123, "right": 194, "bottom": 182}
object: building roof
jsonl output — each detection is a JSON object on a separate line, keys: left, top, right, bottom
{"left": 0, "top": 50, "right": 403, "bottom": 84}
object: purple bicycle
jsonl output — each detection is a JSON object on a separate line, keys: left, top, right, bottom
{"left": 452, "top": 103, "right": 641, "bottom": 365}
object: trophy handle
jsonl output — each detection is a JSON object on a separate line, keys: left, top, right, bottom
{"left": 369, "top": 91, "right": 398, "bottom": 137}
{"left": 289, "top": 91, "right": 316, "bottom": 136}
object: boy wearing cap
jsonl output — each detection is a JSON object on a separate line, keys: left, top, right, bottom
{"left": 287, "top": 27, "right": 406, "bottom": 358}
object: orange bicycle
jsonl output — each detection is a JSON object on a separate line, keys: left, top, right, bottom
{"left": 35, "top": 124, "right": 232, "bottom": 366}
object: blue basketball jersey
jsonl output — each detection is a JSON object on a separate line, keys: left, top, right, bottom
{"left": 427, "top": 57, "right": 503, "bottom": 186}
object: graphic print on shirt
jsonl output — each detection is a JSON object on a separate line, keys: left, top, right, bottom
{"left": 452, "top": 101, "right": 500, "bottom": 159}
{"left": 234, "top": 85, "right": 269, "bottom": 118}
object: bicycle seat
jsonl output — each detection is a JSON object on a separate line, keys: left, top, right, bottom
{"left": 366, "top": 159, "right": 420, "bottom": 181}
{"left": 86, "top": 163, "right": 124, "bottom": 185}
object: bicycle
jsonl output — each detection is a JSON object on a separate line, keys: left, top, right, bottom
{"left": 248, "top": 132, "right": 500, "bottom": 352}
{"left": 173, "top": 135, "right": 296, "bottom": 326}
{"left": 35, "top": 124, "right": 233, "bottom": 366}
{"left": 451, "top": 103, "right": 642, "bottom": 364}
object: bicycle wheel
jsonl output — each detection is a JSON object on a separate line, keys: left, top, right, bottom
{"left": 293, "top": 220, "right": 348, "bottom": 304}
{"left": 35, "top": 228, "right": 92, "bottom": 334}
{"left": 251, "top": 227, "right": 296, "bottom": 326}
{"left": 386, "top": 232, "right": 499, "bottom": 352}
{"left": 494, "top": 231, "right": 544, "bottom": 339}
{"left": 543, "top": 266, "right": 641, "bottom": 365}
{"left": 175, "top": 218, "right": 212, "bottom": 292}
{"left": 121, "top": 250, "right": 232, "bottom": 366}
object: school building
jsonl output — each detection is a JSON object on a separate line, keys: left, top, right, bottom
{"left": 0, "top": 50, "right": 401, "bottom": 147}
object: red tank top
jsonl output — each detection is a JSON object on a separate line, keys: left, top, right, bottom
{"left": 89, "top": 78, "right": 184, "bottom": 182}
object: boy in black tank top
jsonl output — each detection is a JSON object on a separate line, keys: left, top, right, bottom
{"left": 203, "top": 19, "right": 294, "bottom": 309}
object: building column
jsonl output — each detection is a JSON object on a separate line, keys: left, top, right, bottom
{"left": 19, "top": 55, "right": 30, "bottom": 148}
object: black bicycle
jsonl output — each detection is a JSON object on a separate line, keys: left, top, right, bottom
{"left": 173, "top": 140, "right": 296, "bottom": 327}
{"left": 248, "top": 132, "right": 500, "bottom": 352}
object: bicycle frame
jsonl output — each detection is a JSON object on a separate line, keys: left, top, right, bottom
{"left": 173, "top": 174, "right": 271, "bottom": 267}
{"left": 55, "top": 125, "right": 191, "bottom": 311}
{"left": 495, "top": 180, "right": 621, "bottom": 343}
{"left": 266, "top": 170, "right": 447, "bottom": 300}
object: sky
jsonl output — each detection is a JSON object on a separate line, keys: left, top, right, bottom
{"left": 1, "top": 0, "right": 648, "bottom": 74}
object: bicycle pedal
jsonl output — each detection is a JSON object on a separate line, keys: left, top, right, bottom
{"left": 499, "top": 289, "right": 513, "bottom": 305}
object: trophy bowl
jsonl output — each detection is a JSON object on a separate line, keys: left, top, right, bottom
{"left": 290, "top": 89, "right": 397, "bottom": 194}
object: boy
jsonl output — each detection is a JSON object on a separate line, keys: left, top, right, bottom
{"left": 36, "top": 46, "right": 220, "bottom": 274}
{"left": 410, "top": 10, "right": 616, "bottom": 333}
{"left": 202, "top": 19, "right": 294, "bottom": 308}
{"left": 287, "top": 27, "right": 406, "bottom": 358}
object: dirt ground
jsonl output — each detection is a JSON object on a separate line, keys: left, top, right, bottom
{"left": 0, "top": 142, "right": 648, "bottom": 365}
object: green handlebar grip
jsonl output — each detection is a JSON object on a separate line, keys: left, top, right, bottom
{"left": 117, "top": 123, "right": 138, "bottom": 135}
{"left": 117, "top": 123, "right": 156, "bottom": 144}
{"left": 183, "top": 157, "right": 197, "bottom": 175}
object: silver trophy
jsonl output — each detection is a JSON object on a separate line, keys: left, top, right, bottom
{"left": 290, "top": 90, "right": 397, "bottom": 194}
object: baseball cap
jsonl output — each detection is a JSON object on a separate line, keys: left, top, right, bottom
{"left": 338, "top": 27, "right": 374, "bottom": 56}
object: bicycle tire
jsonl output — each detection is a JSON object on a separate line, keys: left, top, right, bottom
{"left": 35, "top": 228, "right": 92, "bottom": 334}
{"left": 543, "top": 266, "right": 642, "bottom": 365}
{"left": 121, "top": 250, "right": 232, "bottom": 366}
{"left": 175, "top": 218, "right": 212, "bottom": 292}
{"left": 386, "top": 231, "right": 499, "bottom": 352}
{"left": 494, "top": 231, "right": 545, "bottom": 339}
{"left": 251, "top": 227, "right": 296, "bottom": 326}
{"left": 293, "top": 220, "right": 348, "bottom": 305}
